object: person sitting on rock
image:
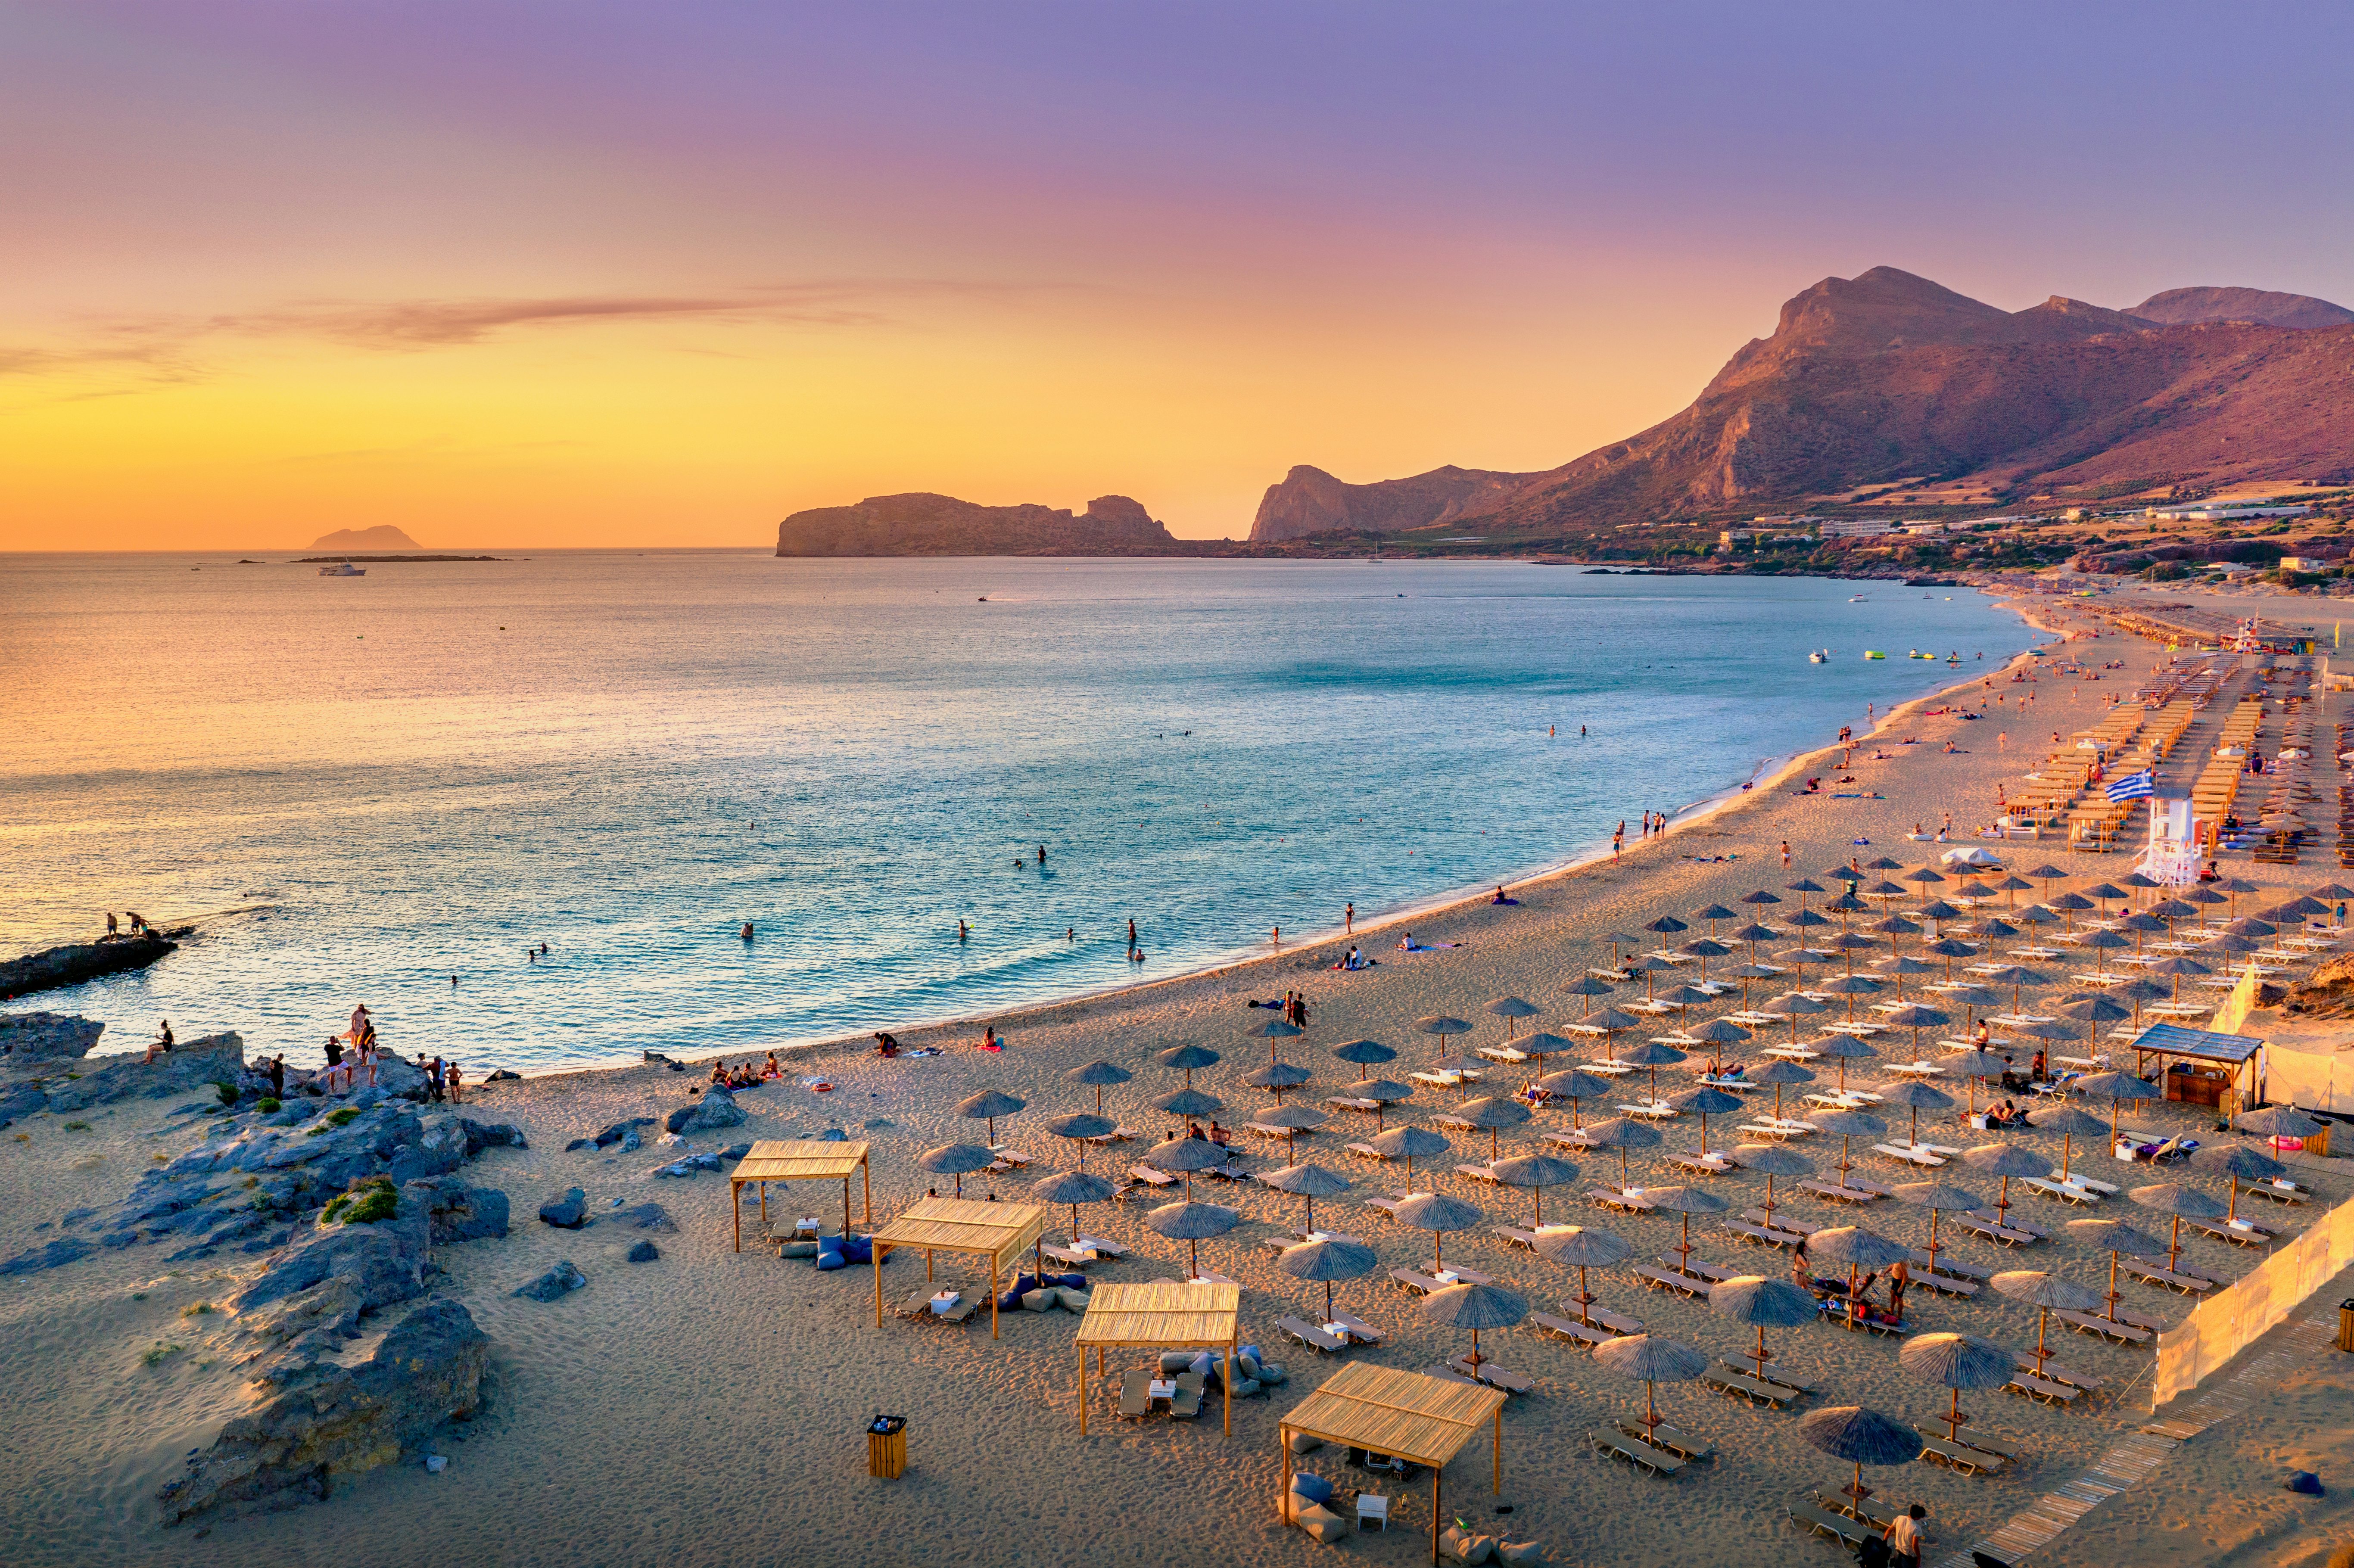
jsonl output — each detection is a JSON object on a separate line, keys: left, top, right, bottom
{"left": 144, "top": 1019, "right": 174, "bottom": 1064}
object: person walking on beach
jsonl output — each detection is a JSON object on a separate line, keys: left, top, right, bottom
{"left": 1344, "top": 902, "right": 1354, "bottom": 935}
{"left": 1780, "top": 841, "right": 1790, "bottom": 868}
{"left": 1884, "top": 1504, "right": 1927, "bottom": 1568}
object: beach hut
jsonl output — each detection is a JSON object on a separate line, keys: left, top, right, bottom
{"left": 1074, "top": 1280, "right": 1241, "bottom": 1435}
{"left": 1533, "top": 1224, "right": 1632, "bottom": 1325}
{"left": 869, "top": 1195, "right": 1048, "bottom": 1339}
{"left": 729, "top": 1138, "right": 872, "bottom": 1251}
{"left": 1278, "top": 1363, "right": 1507, "bottom": 1565}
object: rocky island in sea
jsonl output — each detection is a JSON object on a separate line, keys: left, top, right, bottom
{"left": 774, "top": 492, "right": 1180, "bottom": 555}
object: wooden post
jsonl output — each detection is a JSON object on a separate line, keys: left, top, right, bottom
{"left": 1077, "top": 1347, "right": 1087, "bottom": 1436}
{"left": 732, "top": 1179, "right": 742, "bottom": 1252}
{"left": 863, "top": 1158, "right": 873, "bottom": 1226}
{"left": 1492, "top": 1408, "right": 1501, "bottom": 1492}
{"left": 873, "top": 1241, "right": 884, "bottom": 1326}
{"left": 842, "top": 1176, "right": 850, "bottom": 1238}
{"left": 1430, "top": 1467, "right": 1442, "bottom": 1565}
{"left": 1224, "top": 1329, "right": 1234, "bottom": 1435}
{"left": 990, "top": 1256, "right": 1000, "bottom": 1339}
{"left": 1280, "top": 1422, "right": 1293, "bottom": 1521}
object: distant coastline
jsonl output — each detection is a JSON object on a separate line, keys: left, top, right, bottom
{"left": 290, "top": 554, "right": 512, "bottom": 563}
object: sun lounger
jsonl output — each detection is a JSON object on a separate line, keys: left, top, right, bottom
{"left": 2194, "top": 1219, "right": 2275, "bottom": 1247}
{"left": 1725, "top": 1218, "right": 1806, "bottom": 1251}
{"left": 1476, "top": 1045, "right": 1529, "bottom": 1064}
{"left": 1668, "top": 1151, "right": 1735, "bottom": 1176}
{"left": 1828, "top": 1306, "right": 1909, "bottom": 1337}
{"left": 1679, "top": 1258, "right": 1738, "bottom": 1283}
{"left": 1956, "top": 1214, "right": 2037, "bottom": 1248}
{"left": 1495, "top": 1224, "right": 1552, "bottom": 1250}
{"left": 1874, "top": 1142, "right": 1947, "bottom": 1168}
{"left": 1799, "top": 1180, "right": 1880, "bottom": 1205}
{"left": 1913, "top": 1428, "right": 2008, "bottom": 1475}
{"left": 1588, "top": 1188, "right": 1657, "bottom": 1213}
{"left": 1169, "top": 1370, "right": 1206, "bottom": 1419}
{"left": 1118, "top": 1368, "right": 1154, "bottom": 1419}
{"left": 1531, "top": 1311, "right": 1613, "bottom": 1348}
{"left": 2244, "top": 1178, "right": 2310, "bottom": 1204}
{"left": 2053, "top": 1308, "right": 2154, "bottom": 1344}
{"left": 900, "top": 1287, "right": 980, "bottom": 1324}
{"left": 1324, "top": 1095, "right": 1381, "bottom": 1114}
{"left": 2005, "top": 1370, "right": 2080, "bottom": 1407}
{"left": 1621, "top": 1419, "right": 1713, "bottom": 1462}
{"left": 1704, "top": 1363, "right": 1808, "bottom": 1408}
{"left": 1592, "top": 1428, "right": 1685, "bottom": 1477}
{"left": 1788, "top": 1497, "right": 1870, "bottom": 1546}
{"left": 1971, "top": 1208, "right": 2049, "bottom": 1238}
{"left": 1280, "top": 1315, "right": 1349, "bottom": 1353}
{"left": 1906, "top": 1267, "right": 1980, "bottom": 1297}
{"left": 1363, "top": 1195, "right": 1406, "bottom": 1218}
{"left": 1631, "top": 1263, "right": 1711, "bottom": 1298}
{"left": 2022, "top": 1176, "right": 2100, "bottom": 1205}
{"left": 1421, "top": 1363, "right": 1484, "bottom": 1386}
{"left": 1392, "top": 1269, "right": 1445, "bottom": 1294}
{"left": 1823, "top": 1490, "right": 1903, "bottom": 1530}
{"left": 1910, "top": 1248, "right": 1992, "bottom": 1281}
{"left": 1746, "top": 1207, "right": 1820, "bottom": 1235}
{"left": 1041, "top": 1243, "right": 1096, "bottom": 1267}
{"left": 2015, "top": 1352, "right": 2103, "bottom": 1392}
{"left": 1345, "top": 1142, "right": 1389, "bottom": 1163}
{"left": 1418, "top": 1263, "right": 1495, "bottom": 1286}
{"left": 984, "top": 1147, "right": 1031, "bottom": 1172}
{"left": 1128, "top": 1164, "right": 1179, "bottom": 1187}
{"left": 1589, "top": 1304, "right": 1644, "bottom": 1335}
{"left": 1456, "top": 1162, "right": 1501, "bottom": 1183}
{"left": 2054, "top": 1170, "right": 2120, "bottom": 1195}
{"left": 1737, "top": 1123, "right": 1812, "bottom": 1141}
{"left": 1451, "top": 1356, "right": 1536, "bottom": 1395}
{"left": 1081, "top": 1124, "right": 1138, "bottom": 1143}
{"left": 1245, "top": 1121, "right": 1309, "bottom": 1140}
{"left": 2122, "top": 1259, "right": 2212, "bottom": 1294}
{"left": 1332, "top": 1311, "right": 1386, "bottom": 1345}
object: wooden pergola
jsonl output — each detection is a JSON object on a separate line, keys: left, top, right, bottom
{"left": 729, "top": 1139, "right": 872, "bottom": 1252}
{"left": 1072, "top": 1281, "right": 1241, "bottom": 1437}
{"left": 1278, "top": 1363, "right": 1507, "bottom": 1565}
{"left": 868, "top": 1196, "right": 1047, "bottom": 1340}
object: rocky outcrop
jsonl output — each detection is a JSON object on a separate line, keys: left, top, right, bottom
{"left": 2130, "top": 286, "right": 2354, "bottom": 331}
{"left": 775, "top": 493, "right": 1179, "bottom": 556}
{"left": 664, "top": 1087, "right": 744, "bottom": 1134}
{"left": 157, "top": 1300, "right": 487, "bottom": 1525}
{"left": 1248, "top": 464, "right": 1542, "bottom": 543}
{"left": 0, "top": 1012, "right": 105, "bottom": 1065}
{"left": 627, "top": 1240, "right": 660, "bottom": 1263}
{"left": 2282, "top": 952, "right": 2354, "bottom": 1019}
{"left": 37, "top": 1032, "right": 248, "bottom": 1115}
{"left": 0, "top": 932, "right": 181, "bottom": 998}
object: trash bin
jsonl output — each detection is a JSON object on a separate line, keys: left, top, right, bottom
{"left": 2338, "top": 1300, "right": 2354, "bottom": 1355}
{"left": 868, "top": 1415, "right": 907, "bottom": 1479}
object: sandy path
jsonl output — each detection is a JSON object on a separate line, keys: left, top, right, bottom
{"left": 2, "top": 590, "right": 2344, "bottom": 1568}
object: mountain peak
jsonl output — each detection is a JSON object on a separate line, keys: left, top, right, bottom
{"left": 2129, "top": 286, "right": 2354, "bottom": 330}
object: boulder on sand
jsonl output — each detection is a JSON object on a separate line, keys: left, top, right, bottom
{"left": 627, "top": 1240, "right": 660, "bottom": 1263}
{"left": 537, "top": 1188, "right": 588, "bottom": 1229}
{"left": 34, "top": 1032, "right": 248, "bottom": 1114}
{"left": 665, "top": 1088, "right": 745, "bottom": 1135}
{"left": 514, "top": 1260, "right": 587, "bottom": 1301}
{"left": 156, "top": 1300, "right": 488, "bottom": 1525}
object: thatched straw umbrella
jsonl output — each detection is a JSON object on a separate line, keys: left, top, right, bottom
{"left": 1394, "top": 1191, "right": 1485, "bottom": 1273}
{"left": 1370, "top": 1124, "right": 1451, "bottom": 1185}
{"left": 1142, "top": 1133, "right": 1229, "bottom": 1199}
{"left": 1896, "top": 1179, "right": 1984, "bottom": 1279}
{"left": 1417, "top": 1015, "right": 1473, "bottom": 1062}
{"left": 2130, "top": 1181, "right": 2226, "bottom": 1272}
{"left": 1245, "top": 1061, "right": 1313, "bottom": 1101}
{"left": 1990, "top": 1269, "right": 2101, "bottom": 1378}
{"left": 1900, "top": 1332, "right": 2015, "bottom": 1446}
{"left": 1279, "top": 1235, "right": 1377, "bottom": 1321}
{"left": 1809, "top": 1226, "right": 1912, "bottom": 1307}
{"left": 1761, "top": 991, "right": 1828, "bottom": 1046}
{"left": 1594, "top": 1334, "right": 1706, "bottom": 1447}
{"left": 2028, "top": 1103, "right": 2106, "bottom": 1185}
{"left": 1614, "top": 1039, "right": 1688, "bottom": 1100}
{"left": 1810, "top": 1107, "right": 1886, "bottom": 1180}
{"left": 1580, "top": 1114, "right": 1664, "bottom": 1190}
{"left": 1645, "top": 1184, "right": 1730, "bottom": 1269}
{"left": 1534, "top": 1224, "right": 1632, "bottom": 1324}
{"left": 1744, "top": 1057, "right": 1816, "bottom": 1122}
{"left": 2065, "top": 1217, "right": 2169, "bottom": 1322}
{"left": 1452, "top": 1094, "right": 1533, "bottom": 1160}
{"left": 1799, "top": 1405, "right": 1923, "bottom": 1503}
{"left": 1144, "top": 1199, "right": 1237, "bottom": 1278}
{"left": 1157, "top": 1043, "right": 1220, "bottom": 1087}
{"left": 916, "top": 1142, "right": 994, "bottom": 1198}
{"left": 1535, "top": 1067, "right": 1611, "bottom": 1128}
{"left": 1809, "top": 1033, "right": 1880, "bottom": 1095}
{"left": 2074, "top": 1068, "right": 2162, "bottom": 1144}
{"left": 1151, "top": 1086, "right": 1224, "bottom": 1126}
{"left": 1030, "top": 1167, "right": 1116, "bottom": 1243}
{"left": 1065, "top": 1059, "right": 1131, "bottom": 1112}
{"left": 1330, "top": 1038, "right": 1396, "bottom": 1078}
{"left": 1879, "top": 1003, "right": 1951, "bottom": 1060}
{"left": 956, "top": 1089, "right": 1027, "bottom": 1145}
{"left": 1258, "top": 1160, "right": 1352, "bottom": 1234}
{"left": 1252, "top": 1101, "right": 1328, "bottom": 1162}
{"left": 1683, "top": 1017, "right": 1753, "bottom": 1076}
{"left": 1727, "top": 1141, "right": 1813, "bottom": 1219}
{"left": 1247, "top": 1019, "right": 1303, "bottom": 1066}
{"left": 1962, "top": 1142, "right": 2046, "bottom": 1223}
{"left": 1353, "top": 1078, "right": 1414, "bottom": 1131}
{"left": 1663, "top": 1084, "right": 1743, "bottom": 1157}
{"left": 1569, "top": 1006, "right": 1645, "bottom": 1058}
{"left": 1489, "top": 1153, "right": 1579, "bottom": 1227}
{"left": 1484, "top": 996, "right": 1541, "bottom": 1045}
{"left": 1944, "top": 1048, "right": 2009, "bottom": 1118}
{"left": 1873, "top": 1078, "right": 1954, "bottom": 1147}
{"left": 1045, "top": 1111, "right": 1115, "bottom": 1171}
{"left": 1709, "top": 1274, "right": 1817, "bottom": 1381}
{"left": 1423, "top": 1281, "right": 1526, "bottom": 1371}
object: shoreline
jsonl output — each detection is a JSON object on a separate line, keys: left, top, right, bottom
{"left": 490, "top": 586, "right": 2055, "bottom": 1087}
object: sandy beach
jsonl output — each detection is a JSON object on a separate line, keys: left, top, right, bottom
{"left": 4, "top": 587, "right": 2349, "bottom": 1568}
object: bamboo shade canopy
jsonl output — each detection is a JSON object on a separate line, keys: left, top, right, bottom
{"left": 1074, "top": 1282, "right": 1240, "bottom": 1436}
{"left": 869, "top": 1196, "right": 1048, "bottom": 1340}
{"left": 730, "top": 1139, "right": 872, "bottom": 1251}
{"left": 1279, "top": 1363, "right": 1506, "bottom": 1565}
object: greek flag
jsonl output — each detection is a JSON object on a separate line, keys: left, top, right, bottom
{"left": 2105, "top": 769, "right": 2155, "bottom": 803}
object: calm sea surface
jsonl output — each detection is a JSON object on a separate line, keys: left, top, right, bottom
{"left": 4, "top": 553, "right": 2034, "bottom": 1073}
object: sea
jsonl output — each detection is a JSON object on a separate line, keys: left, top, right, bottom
{"left": 3, "top": 553, "right": 2037, "bottom": 1074}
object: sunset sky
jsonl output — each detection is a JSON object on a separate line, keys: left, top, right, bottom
{"left": 8, "top": 3, "right": 2353, "bottom": 550}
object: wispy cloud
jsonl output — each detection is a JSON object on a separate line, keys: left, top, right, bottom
{"left": 1, "top": 277, "right": 1054, "bottom": 381}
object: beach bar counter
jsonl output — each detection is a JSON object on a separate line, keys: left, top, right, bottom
{"left": 1279, "top": 1363, "right": 1507, "bottom": 1565}
{"left": 729, "top": 1139, "right": 871, "bottom": 1251}
{"left": 869, "top": 1196, "right": 1047, "bottom": 1339}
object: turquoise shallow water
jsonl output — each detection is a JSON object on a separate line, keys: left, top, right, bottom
{"left": 3, "top": 553, "right": 2034, "bottom": 1072}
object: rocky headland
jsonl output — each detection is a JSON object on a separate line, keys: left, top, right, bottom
{"left": 774, "top": 492, "right": 1179, "bottom": 555}
{"left": 1, "top": 930, "right": 184, "bottom": 999}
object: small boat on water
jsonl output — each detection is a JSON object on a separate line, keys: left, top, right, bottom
{"left": 318, "top": 560, "right": 365, "bottom": 576}
{"left": 1848, "top": 594, "right": 1866, "bottom": 602}
{"left": 1808, "top": 650, "right": 1828, "bottom": 663}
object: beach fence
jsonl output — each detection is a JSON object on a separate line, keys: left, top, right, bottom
{"left": 2152, "top": 1192, "right": 2354, "bottom": 1406}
